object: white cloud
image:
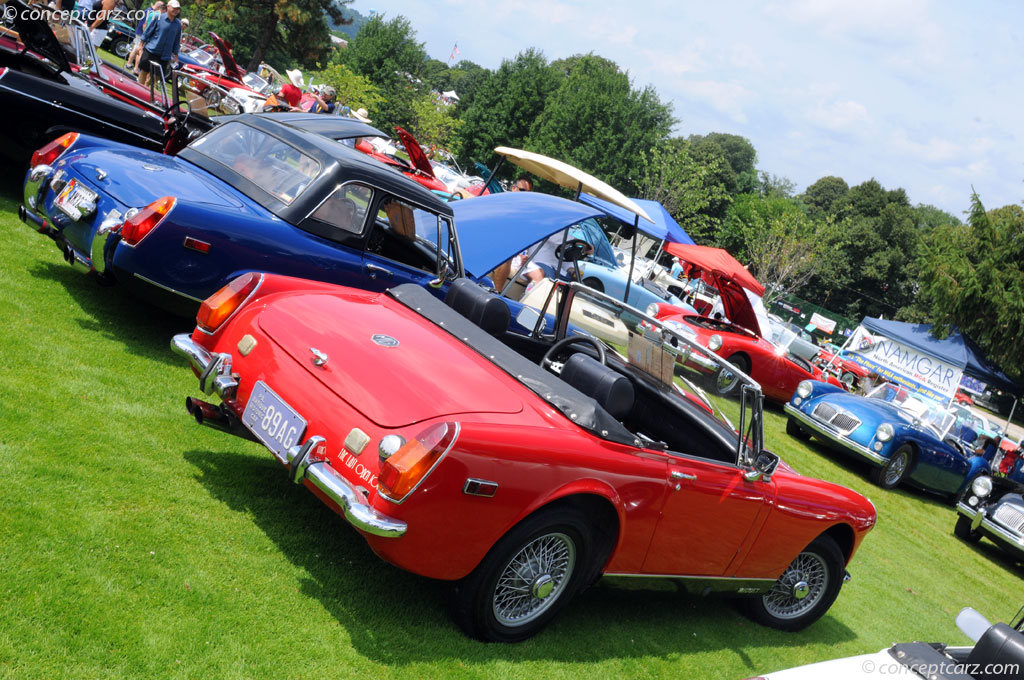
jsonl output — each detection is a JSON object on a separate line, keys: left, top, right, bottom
{"left": 805, "top": 99, "right": 871, "bottom": 133}
{"left": 676, "top": 80, "right": 752, "bottom": 124}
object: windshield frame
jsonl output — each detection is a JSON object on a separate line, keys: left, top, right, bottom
{"left": 522, "top": 280, "right": 766, "bottom": 465}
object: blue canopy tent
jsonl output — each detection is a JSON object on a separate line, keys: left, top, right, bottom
{"left": 860, "top": 317, "right": 1020, "bottom": 397}
{"left": 577, "top": 194, "right": 695, "bottom": 245}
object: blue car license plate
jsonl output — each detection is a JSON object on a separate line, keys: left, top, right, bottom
{"left": 242, "top": 381, "right": 307, "bottom": 463}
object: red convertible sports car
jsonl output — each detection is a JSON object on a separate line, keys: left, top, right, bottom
{"left": 173, "top": 275, "right": 875, "bottom": 641}
{"left": 650, "top": 245, "right": 847, "bottom": 403}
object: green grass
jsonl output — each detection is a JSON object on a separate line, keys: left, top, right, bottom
{"left": 0, "top": 183, "right": 1021, "bottom": 679}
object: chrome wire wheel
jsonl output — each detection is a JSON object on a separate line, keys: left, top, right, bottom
{"left": 492, "top": 531, "right": 576, "bottom": 627}
{"left": 715, "top": 367, "right": 739, "bottom": 394}
{"left": 884, "top": 449, "right": 910, "bottom": 486}
{"left": 762, "top": 550, "right": 829, "bottom": 620}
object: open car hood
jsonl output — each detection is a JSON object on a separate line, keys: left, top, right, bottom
{"left": 453, "top": 192, "right": 604, "bottom": 278}
{"left": 9, "top": 0, "right": 71, "bottom": 74}
{"left": 395, "top": 126, "right": 436, "bottom": 178}
{"left": 208, "top": 31, "right": 243, "bottom": 82}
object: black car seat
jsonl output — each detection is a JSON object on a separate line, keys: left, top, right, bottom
{"left": 559, "top": 353, "right": 635, "bottom": 420}
{"left": 965, "top": 622, "right": 1024, "bottom": 680}
{"left": 444, "top": 278, "right": 510, "bottom": 336}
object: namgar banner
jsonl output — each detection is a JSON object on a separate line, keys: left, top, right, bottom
{"left": 846, "top": 327, "right": 963, "bottom": 403}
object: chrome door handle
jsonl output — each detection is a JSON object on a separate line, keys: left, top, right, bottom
{"left": 366, "top": 263, "right": 393, "bottom": 279}
{"left": 671, "top": 471, "right": 697, "bottom": 480}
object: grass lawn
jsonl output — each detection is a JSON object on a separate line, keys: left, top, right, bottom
{"left": 0, "top": 178, "right": 1020, "bottom": 679}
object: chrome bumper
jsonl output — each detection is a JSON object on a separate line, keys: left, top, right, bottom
{"left": 956, "top": 502, "right": 1024, "bottom": 554}
{"left": 21, "top": 163, "right": 121, "bottom": 275}
{"left": 784, "top": 403, "right": 887, "bottom": 465}
{"left": 171, "top": 334, "right": 406, "bottom": 538}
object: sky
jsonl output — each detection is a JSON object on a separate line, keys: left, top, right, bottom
{"left": 357, "top": 0, "right": 1022, "bottom": 218}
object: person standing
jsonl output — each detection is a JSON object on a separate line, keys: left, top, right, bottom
{"left": 129, "top": 1, "right": 163, "bottom": 76}
{"left": 138, "top": 0, "right": 181, "bottom": 88}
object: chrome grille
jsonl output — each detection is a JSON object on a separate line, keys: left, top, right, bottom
{"left": 813, "top": 403, "right": 837, "bottom": 420}
{"left": 993, "top": 504, "right": 1024, "bottom": 534}
{"left": 812, "top": 403, "right": 861, "bottom": 434}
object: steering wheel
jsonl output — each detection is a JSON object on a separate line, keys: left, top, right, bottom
{"left": 163, "top": 97, "right": 192, "bottom": 130}
{"left": 540, "top": 335, "right": 607, "bottom": 372}
{"left": 555, "top": 238, "right": 591, "bottom": 263}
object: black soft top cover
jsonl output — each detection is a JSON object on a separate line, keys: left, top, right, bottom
{"left": 388, "top": 283, "right": 637, "bottom": 447}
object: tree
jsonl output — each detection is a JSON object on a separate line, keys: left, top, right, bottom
{"left": 803, "top": 176, "right": 849, "bottom": 217}
{"left": 688, "top": 133, "right": 759, "bottom": 195}
{"left": 310, "top": 62, "right": 384, "bottom": 115}
{"left": 717, "top": 193, "right": 840, "bottom": 303}
{"left": 334, "top": 14, "right": 430, "bottom": 132}
{"left": 758, "top": 171, "right": 796, "bottom": 198}
{"left": 183, "top": 0, "right": 351, "bottom": 72}
{"left": 528, "top": 53, "right": 675, "bottom": 194}
{"left": 634, "top": 137, "right": 730, "bottom": 243}
{"left": 915, "top": 193, "right": 1024, "bottom": 378}
{"left": 456, "top": 49, "right": 559, "bottom": 172}
{"left": 410, "top": 94, "right": 462, "bottom": 156}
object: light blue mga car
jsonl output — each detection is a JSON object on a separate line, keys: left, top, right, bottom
{"left": 784, "top": 381, "right": 989, "bottom": 498}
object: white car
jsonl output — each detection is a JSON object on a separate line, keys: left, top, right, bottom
{"left": 748, "top": 607, "right": 1023, "bottom": 679}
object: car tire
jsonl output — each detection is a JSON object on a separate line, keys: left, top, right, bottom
{"left": 111, "top": 37, "right": 131, "bottom": 59}
{"left": 740, "top": 534, "right": 845, "bottom": 632}
{"left": 448, "top": 506, "right": 594, "bottom": 642}
{"left": 954, "top": 515, "right": 982, "bottom": 543}
{"left": 712, "top": 354, "right": 749, "bottom": 396}
{"left": 786, "top": 418, "right": 810, "bottom": 440}
{"left": 870, "top": 444, "right": 913, "bottom": 489}
{"left": 582, "top": 277, "right": 604, "bottom": 293}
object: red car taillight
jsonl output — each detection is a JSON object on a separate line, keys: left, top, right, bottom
{"left": 120, "top": 196, "right": 176, "bottom": 246}
{"left": 196, "top": 272, "right": 263, "bottom": 334}
{"left": 30, "top": 132, "right": 79, "bottom": 167}
{"left": 378, "top": 422, "right": 458, "bottom": 502}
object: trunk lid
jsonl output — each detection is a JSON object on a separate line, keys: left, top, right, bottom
{"left": 65, "top": 147, "right": 257, "bottom": 213}
{"left": 258, "top": 291, "right": 525, "bottom": 428}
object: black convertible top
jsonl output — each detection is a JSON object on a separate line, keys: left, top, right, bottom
{"left": 388, "top": 283, "right": 638, "bottom": 447}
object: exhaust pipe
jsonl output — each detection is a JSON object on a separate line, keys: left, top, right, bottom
{"left": 185, "top": 396, "right": 257, "bottom": 442}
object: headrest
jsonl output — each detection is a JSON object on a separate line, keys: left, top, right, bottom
{"left": 560, "top": 353, "right": 634, "bottom": 419}
{"left": 966, "top": 623, "right": 1024, "bottom": 680}
{"left": 444, "top": 278, "right": 510, "bottom": 336}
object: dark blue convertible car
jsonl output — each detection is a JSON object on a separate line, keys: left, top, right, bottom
{"left": 19, "top": 113, "right": 609, "bottom": 316}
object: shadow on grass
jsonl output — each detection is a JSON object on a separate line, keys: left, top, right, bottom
{"left": 184, "top": 447, "right": 858, "bottom": 667}
{"left": 27, "top": 261, "right": 192, "bottom": 366}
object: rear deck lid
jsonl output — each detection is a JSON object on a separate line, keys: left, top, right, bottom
{"left": 258, "top": 291, "right": 525, "bottom": 428}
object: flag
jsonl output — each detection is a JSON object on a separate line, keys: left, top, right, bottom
{"left": 449, "top": 42, "right": 460, "bottom": 61}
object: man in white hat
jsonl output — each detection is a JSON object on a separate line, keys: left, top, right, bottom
{"left": 139, "top": 0, "right": 182, "bottom": 87}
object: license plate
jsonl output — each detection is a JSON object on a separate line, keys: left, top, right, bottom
{"left": 242, "top": 381, "right": 307, "bottom": 462}
{"left": 54, "top": 178, "right": 98, "bottom": 221}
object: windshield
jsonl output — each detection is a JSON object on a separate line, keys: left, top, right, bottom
{"left": 242, "top": 72, "right": 269, "bottom": 93}
{"left": 522, "top": 282, "right": 764, "bottom": 464}
{"left": 868, "top": 383, "right": 955, "bottom": 437}
{"left": 189, "top": 122, "right": 320, "bottom": 205}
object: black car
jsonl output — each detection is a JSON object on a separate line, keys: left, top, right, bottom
{"left": 956, "top": 474, "right": 1024, "bottom": 560}
{"left": 0, "top": 1, "right": 208, "bottom": 166}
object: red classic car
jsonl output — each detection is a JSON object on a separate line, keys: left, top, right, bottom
{"left": 648, "top": 246, "right": 848, "bottom": 404}
{"left": 353, "top": 126, "right": 447, "bottom": 193}
{"left": 173, "top": 275, "right": 875, "bottom": 641}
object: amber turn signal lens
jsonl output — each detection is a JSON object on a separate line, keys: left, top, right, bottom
{"left": 197, "top": 272, "right": 263, "bottom": 333}
{"left": 30, "top": 132, "right": 79, "bottom": 167}
{"left": 120, "top": 196, "right": 176, "bottom": 246}
{"left": 378, "top": 422, "right": 457, "bottom": 501}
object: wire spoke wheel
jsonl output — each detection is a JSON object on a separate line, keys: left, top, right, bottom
{"left": 492, "top": 532, "right": 576, "bottom": 627}
{"left": 884, "top": 449, "right": 909, "bottom": 486}
{"left": 762, "top": 550, "right": 829, "bottom": 620}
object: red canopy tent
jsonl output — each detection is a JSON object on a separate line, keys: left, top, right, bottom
{"left": 665, "top": 243, "right": 766, "bottom": 337}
